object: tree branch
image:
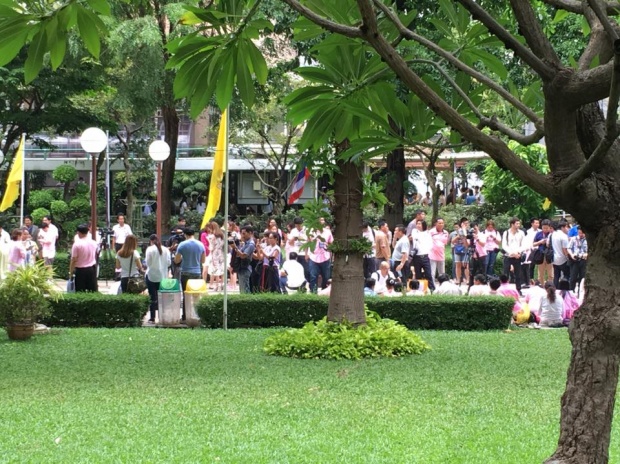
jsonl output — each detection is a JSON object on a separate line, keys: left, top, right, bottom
{"left": 588, "top": 0, "right": 620, "bottom": 41}
{"left": 509, "top": 0, "right": 561, "bottom": 65}
{"left": 542, "top": 0, "right": 620, "bottom": 14}
{"left": 562, "top": 40, "right": 620, "bottom": 190}
{"left": 355, "top": 0, "right": 551, "bottom": 196}
{"left": 281, "top": 0, "right": 362, "bottom": 38}
{"left": 578, "top": 6, "right": 613, "bottom": 70}
{"left": 373, "top": 0, "right": 544, "bottom": 127}
{"left": 456, "top": 0, "right": 556, "bottom": 80}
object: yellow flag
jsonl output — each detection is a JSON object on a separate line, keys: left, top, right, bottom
{"left": 542, "top": 198, "right": 551, "bottom": 211}
{"left": 201, "top": 109, "right": 227, "bottom": 229}
{"left": 0, "top": 134, "right": 25, "bottom": 212}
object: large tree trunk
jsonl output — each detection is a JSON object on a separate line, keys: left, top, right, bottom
{"left": 327, "top": 158, "right": 365, "bottom": 325}
{"left": 383, "top": 118, "right": 405, "bottom": 228}
{"left": 546, "top": 229, "right": 620, "bottom": 464}
{"left": 161, "top": 103, "right": 179, "bottom": 231}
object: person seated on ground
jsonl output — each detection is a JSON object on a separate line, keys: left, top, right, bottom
{"left": 434, "top": 273, "right": 462, "bottom": 295}
{"left": 538, "top": 281, "right": 564, "bottom": 328}
{"left": 279, "top": 252, "right": 306, "bottom": 293}
{"left": 407, "top": 279, "right": 425, "bottom": 296}
{"left": 364, "top": 278, "right": 378, "bottom": 297}
{"left": 383, "top": 278, "right": 402, "bottom": 297}
{"left": 558, "top": 278, "right": 580, "bottom": 322}
{"left": 372, "top": 260, "right": 396, "bottom": 295}
{"left": 488, "top": 278, "right": 501, "bottom": 295}
{"left": 468, "top": 274, "right": 490, "bottom": 296}
{"left": 497, "top": 274, "right": 520, "bottom": 299}
{"left": 525, "top": 280, "right": 547, "bottom": 318}
{"left": 318, "top": 279, "right": 332, "bottom": 296}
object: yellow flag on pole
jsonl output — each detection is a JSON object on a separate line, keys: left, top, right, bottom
{"left": 0, "top": 134, "right": 25, "bottom": 212}
{"left": 542, "top": 198, "right": 552, "bottom": 211}
{"left": 201, "top": 109, "right": 227, "bottom": 229}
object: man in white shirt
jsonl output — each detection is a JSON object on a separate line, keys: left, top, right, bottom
{"left": 280, "top": 252, "right": 306, "bottom": 293}
{"left": 362, "top": 221, "right": 376, "bottom": 278}
{"left": 391, "top": 224, "right": 410, "bottom": 281}
{"left": 501, "top": 217, "right": 526, "bottom": 293}
{"left": 551, "top": 219, "right": 570, "bottom": 287}
{"left": 435, "top": 273, "right": 462, "bottom": 295}
{"left": 523, "top": 217, "right": 540, "bottom": 285}
{"left": 112, "top": 214, "right": 132, "bottom": 252}
{"left": 371, "top": 261, "right": 396, "bottom": 295}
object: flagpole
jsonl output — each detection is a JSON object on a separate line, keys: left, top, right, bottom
{"left": 223, "top": 108, "right": 229, "bottom": 330}
{"left": 19, "top": 134, "right": 25, "bottom": 226}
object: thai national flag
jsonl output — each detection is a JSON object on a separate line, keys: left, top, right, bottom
{"left": 288, "top": 165, "right": 311, "bottom": 204}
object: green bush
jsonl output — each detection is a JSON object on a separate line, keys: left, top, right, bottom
{"left": 31, "top": 207, "right": 51, "bottom": 224}
{"left": 70, "top": 197, "right": 91, "bottom": 216}
{"left": 50, "top": 200, "right": 70, "bottom": 220}
{"left": 196, "top": 293, "right": 513, "bottom": 331}
{"left": 264, "top": 310, "right": 431, "bottom": 359}
{"left": 28, "top": 191, "right": 54, "bottom": 210}
{"left": 75, "top": 182, "right": 90, "bottom": 195}
{"left": 44, "top": 293, "right": 148, "bottom": 327}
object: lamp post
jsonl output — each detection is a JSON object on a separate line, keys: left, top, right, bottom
{"left": 80, "top": 128, "right": 108, "bottom": 241}
{"left": 148, "top": 140, "right": 170, "bottom": 239}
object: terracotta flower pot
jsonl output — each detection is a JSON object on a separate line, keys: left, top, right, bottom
{"left": 6, "top": 323, "right": 35, "bottom": 341}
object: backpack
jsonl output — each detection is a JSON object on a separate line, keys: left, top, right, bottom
{"left": 544, "top": 236, "right": 554, "bottom": 263}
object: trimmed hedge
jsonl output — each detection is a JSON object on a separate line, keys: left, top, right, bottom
{"left": 43, "top": 293, "right": 149, "bottom": 327}
{"left": 196, "top": 294, "right": 513, "bottom": 331}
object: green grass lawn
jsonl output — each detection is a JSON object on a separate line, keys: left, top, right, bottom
{"left": 1, "top": 328, "right": 617, "bottom": 463}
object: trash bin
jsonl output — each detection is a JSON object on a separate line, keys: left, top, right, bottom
{"left": 184, "top": 279, "right": 208, "bottom": 327}
{"left": 158, "top": 278, "right": 182, "bottom": 326}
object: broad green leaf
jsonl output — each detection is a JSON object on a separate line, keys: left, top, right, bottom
{"left": 287, "top": 99, "right": 333, "bottom": 126}
{"left": 0, "top": 5, "right": 19, "bottom": 17}
{"left": 553, "top": 9, "right": 569, "bottom": 23}
{"left": 77, "top": 6, "right": 102, "bottom": 58}
{"left": 236, "top": 41, "right": 255, "bottom": 107}
{"left": 0, "top": 18, "right": 30, "bottom": 67}
{"left": 429, "top": 18, "right": 452, "bottom": 37}
{"left": 179, "top": 11, "right": 203, "bottom": 26}
{"left": 24, "top": 28, "right": 46, "bottom": 83}
{"left": 282, "top": 85, "right": 334, "bottom": 107}
{"left": 215, "top": 52, "right": 237, "bottom": 111}
{"left": 466, "top": 48, "right": 508, "bottom": 80}
{"left": 45, "top": 16, "right": 66, "bottom": 70}
{"left": 438, "top": 0, "right": 459, "bottom": 30}
{"left": 244, "top": 40, "right": 268, "bottom": 84}
{"left": 86, "top": 0, "right": 111, "bottom": 16}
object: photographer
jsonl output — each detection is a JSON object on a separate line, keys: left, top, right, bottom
{"left": 229, "top": 225, "right": 255, "bottom": 294}
{"left": 501, "top": 217, "right": 526, "bottom": 294}
{"left": 468, "top": 223, "right": 488, "bottom": 289}
{"left": 568, "top": 226, "right": 587, "bottom": 294}
{"left": 451, "top": 217, "right": 470, "bottom": 285}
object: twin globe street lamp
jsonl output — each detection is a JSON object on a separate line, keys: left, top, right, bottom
{"left": 79, "top": 128, "right": 170, "bottom": 241}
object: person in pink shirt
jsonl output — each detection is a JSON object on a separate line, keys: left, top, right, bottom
{"left": 69, "top": 224, "right": 99, "bottom": 292}
{"left": 307, "top": 218, "right": 333, "bottom": 293}
{"left": 497, "top": 274, "right": 522, "bottom": 315}
{"left": 428, "top": 218, "right": 449, "bottom": 284}
{"left": 7, "top": 229, "right": 26, "bottom": 272}
{"left": 483, "top": 219, "right": 502, "bottom": 276}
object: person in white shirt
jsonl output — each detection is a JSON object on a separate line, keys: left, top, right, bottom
{"left": 287, "top": 217, "right": 309, "bottom": 281}
{"left": 362, "top": 221, "right": 376, "bottom": 278}
{"left": 145, "top": 234, "right": 171, "bottom": 322}
{"left": 112, "top": 214, "right": 133, "bottom": 252}
{"left": 371, "top": 261, "right": 396, "bottom": 295}
{"left": 539, "top": 282, "right": 564, "bottom": 327}
{"left": 523, "top": 218, "right": 540, "bottom": 287}
{"left": 38, "top": 216, "right": 59, "bottom": 267}
{"left": 407, "top": 279, "right": 425, "bottom": 296}
{"left": 411, "top": 220, "right": 435, "bottom": 291}
{"left": 468, "top": 274, "right": 491, "bottom": 296}
{"left": 551, "top": 220, "right": 570, "bottom": 287}
{"left": 501, "top": 217, "right": 526, "bottom": 294}
{"left": 525, "top": 280, "right": 548, "bottom": 317}
{"left": 434, "top": 273, "right": 462, "bottom": 296}
{"left": 280, "top": 252, "right": 307, "bottom": 293}
{"left": 391, "top": 224, "right": 410, "bottom": 281}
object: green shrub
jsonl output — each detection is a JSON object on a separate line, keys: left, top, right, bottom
{"left": 264, "top": 310, "right": 431, "bottom": 359}
{"left": 75, "top": 182, "right": 90, "bottom": 195}
{"left": 52, "top": 164, "right": 78, "bottom": 184}
{"left": 31, "top": 207, "right": 51, "bottom": 224}
{"left": 28, "top": 191, "right": 54, "bottom": 210}
{"left": 196, "top": 293, "right": 513, "bottom": 331}
{"left": 44, "top": 293, "right": 148, "bottom": 327}
{"left": 50, "top": 200, "right": 70, "bottom": 220}
{"left": 70, "top": 197, "right": 91, "bottom": 216}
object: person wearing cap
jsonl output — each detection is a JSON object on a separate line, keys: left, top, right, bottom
{"left": 174, "top": 227, "right": 206, "bottom": 319}
{"left": 69, "top": 224, "right": 99, "bottom": 292}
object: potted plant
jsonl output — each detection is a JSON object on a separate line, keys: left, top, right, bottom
{"left": 0, "top": 261, "right": 61, "bottom": 340}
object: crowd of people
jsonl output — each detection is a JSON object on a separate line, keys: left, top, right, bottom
{"left": 0, "top": 206, "right": 587, "bottom": 327}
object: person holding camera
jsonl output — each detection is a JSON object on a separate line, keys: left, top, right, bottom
{"left": 257, "top": 232, "right": 281, "bottom": 292}
{"left": 451, "top": 217, "right": 470, "bottom": 285}
{"left": 568, "top": 226, "right": 587, "bottom": 294}
{"left": 230, "top": 225, "right": 255, "bottom": 294}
